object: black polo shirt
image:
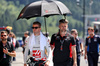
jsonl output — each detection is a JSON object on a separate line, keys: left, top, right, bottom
{"left": 50, "top": 33, "right": 76, "bottom": 63}
{"left": 85, "top": 35, "right": 100, "bottom": 53}
{"left": 0, "top": 41, "right": 15, "bottom": 64}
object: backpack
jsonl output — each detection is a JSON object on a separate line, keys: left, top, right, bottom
{"left": 15, "top": 40, "right": 20, "bottom": 48}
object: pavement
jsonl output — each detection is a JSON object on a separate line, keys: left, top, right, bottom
{"left": 11, "top": 47, "right": 100, "bottom": 66}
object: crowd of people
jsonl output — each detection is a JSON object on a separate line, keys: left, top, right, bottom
{"left": 0, "top": 19, "right": 100, "bottom": 66}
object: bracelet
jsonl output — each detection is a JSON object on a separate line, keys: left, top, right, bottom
{"left": 81, "top": 50, "right": 83, "bottom": 52}
{"left": 6, "top": 52, "right": 9, "bottom": 55}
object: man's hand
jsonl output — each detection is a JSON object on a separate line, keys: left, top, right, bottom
{"left": 84, "top": 54, "right": 87, "bottom": 59}
{"left": 22, "top": 44, "right": 25, "bottom": 47}
{"left": 81, "top": 50, "right": 84, "bottom": 56}
{"left": 73, "top": 62, "right": 77, "bottom": 66}
{"left": 3, "top": 48, "right": 8, "bottom": 54}
{"left": 24, "top": 63, "right": 27, "bottom": 66}
{"left": 44, "top": 60, "right": 50, "bottom": 66}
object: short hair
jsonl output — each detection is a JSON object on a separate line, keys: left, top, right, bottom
{"left": 1, "top": 31, "right": 8, "bottom": 35}
{"left": 5, "top": 28, "right": 11, "bottom": 34}
{"left": 71, "top": 29, "right": 78, "bottom": 34}
{"left": 59, "top": 19, "right": 68, "bottom": 25}
{"left": 24, "top": 31, "right": 29, "bottom": 35}
{"left": 33, "top": 21, "right": 41, "bottom": 27}
{"left": 88, "top": 27, "right": 94, "bottom": 30}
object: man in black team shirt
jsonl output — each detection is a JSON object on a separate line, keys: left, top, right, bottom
{"left": 50, "top": 19, "right": 77, "bottom": 66}
{"left": 84, "top": 27, "right": 100, "bottom": 66}
{"left": 0, "top": 31, "right": 16, "bottom": 66}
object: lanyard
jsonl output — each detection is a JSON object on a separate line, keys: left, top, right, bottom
{"left": 60, "top": 40, "right": 64, "bottom": 51}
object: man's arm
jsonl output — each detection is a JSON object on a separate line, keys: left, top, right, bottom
{"left": 3, "top": 48, "right": 16, "bottom": 57}
{"left": 72, "top": 46, "right": 77, "bottom": 66}
{"left": 45, "top": 38, "right": 52, "bottom": 66}
{"left": 84, "top": 46, "right": 87, "bottom": 59}
{"left": 24, "top": 39, "right": 30, "bottom": 66}
{"left": 80, "top": 43, "right": 84, "bottom": 55}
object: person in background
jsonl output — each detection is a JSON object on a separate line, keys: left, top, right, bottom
{"left": 71, "top": 29, "right": 84, "bottom": 66}
{"left": 22, "top": 32, "right": 27, "bottom": 54}
{"left": 0, "top": 31, "right": 16, "bottom": 66}
{"left": 24, "top": 21, "right": 52, "bottom": 66}
{"left": 22, "top": 31, "right": 30, "bottom": 55}
{"left": 50, "top": 19, "right": 77, "bottom": 66}
{"left": 94, "top": 25, "right": 98, "bottom": 35}
{"left": 5, "top": 28, "right": 11, "bottom": 42}
{"left": 84, "top": 27, "right": 100, "bottom": 66}
{"left": 9, "top": 32, "right": 17, "bottom": 61}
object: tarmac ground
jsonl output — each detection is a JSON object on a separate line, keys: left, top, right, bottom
{"left": 12, "top": 47, "right": 100, "bottom": 66}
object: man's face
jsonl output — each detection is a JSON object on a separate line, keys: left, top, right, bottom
{"left": 1, "top": 33, "right": 7, "bottom": 41}
{"left": 59, "top": 23, "right": 68, "bottom": 32}
{"left": 72, "top": 32, "right": 78, "bottom": 38}
{"left": 32, "top": 24, "right": 41, "bottom": 34}
{"left": 88, "top": 29, "right": 94, "bottom": 35}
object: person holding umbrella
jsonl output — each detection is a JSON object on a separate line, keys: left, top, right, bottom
{"left": 24, "top": 21, "right": 52, "bottom": 66}
{"left": 50, "top": 19, "right": 77, "bottom": 66}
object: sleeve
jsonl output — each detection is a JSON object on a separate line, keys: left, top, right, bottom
{"left": 71, "top": 37, "right": 76, "bottom": 46}
{"left": 24, "top": 38, "right": 30, "bottom": 63}
{"left": 98, "top": 36, "right": 100, "bottom": 44}
{"left": 85, "top": 38, "right": 88, "bottom": 46}
{"left": 50, "top": 34, "right": 55, "bottom": 45}
{"left": 46, "top": 38, "right": 52, "bottom": 61}
{"left": 79, "top": 38, "right": 82, "bottom": 45}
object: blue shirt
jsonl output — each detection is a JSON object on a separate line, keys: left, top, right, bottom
{"left": 85, "top": 35, "right": 100, "bottom": 53}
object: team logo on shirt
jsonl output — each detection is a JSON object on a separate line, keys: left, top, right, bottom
{"left": 32, "top": 50, "right": 41, "bottom": 58}
{"left": 88, "top": 38, "right": 91, "bottom": 43}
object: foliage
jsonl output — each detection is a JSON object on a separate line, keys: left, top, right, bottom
{"left": 0, "top": 0, "right": 100, "bottom": 37}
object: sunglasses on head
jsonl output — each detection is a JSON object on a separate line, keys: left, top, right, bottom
{"left": 1, "top": 35, "right": 7, "bottom": 37}
{"left": 32, "top": 27, "right": 40, "bottom": 29}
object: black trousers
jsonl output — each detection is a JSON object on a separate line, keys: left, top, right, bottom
{"left": 0, "top": 62, "right": 11, "bottom": 66}
{"left": 54, "top": 59, "right": 72, "bottom": 66}
{"left": 87, "top": 52, "right": 99, "bottom": 66}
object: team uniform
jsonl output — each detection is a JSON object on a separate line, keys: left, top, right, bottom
{"left": 24, "top": 33, "right": 52, "bottom": 65}
{"left": 85, "top": 35, "right": 100, "bottom": 66}
{"left": 72, "top": 38, "right": 82, "bottom": 66}
{"left": 0, "top": 41, "right": 15, "bottom": 66}
{"left": 50, "top": 32, "right": 76, "bottom": 66}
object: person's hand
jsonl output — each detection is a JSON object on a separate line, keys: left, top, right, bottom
{"left": 73, "top": 62, "right": 77, "bottom": 66}
{"left": 44, "top": 60, "right": 50, "bottom": 66}
{"left": 22, "top": 45, "right": 25, "bottom": 47}
{"left": 81, "top": 51, "right": 84, "bottom": 56}
{"left": 84, "top": 54, "right": 87, "bottom": 59}
{"left": 3, "top": 48, "right": 8, "bottom": 54}
{"left": 24, "top": 63, "right": 27, "bottom": 66}
{"left": 51, "top": 45, "right": 54, "bottom": 50}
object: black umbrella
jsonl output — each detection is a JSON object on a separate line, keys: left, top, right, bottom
{"left": 17, "top": 0, "right": 71, "bottom": 36}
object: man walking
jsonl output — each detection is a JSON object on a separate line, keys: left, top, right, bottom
{"left": 84, "top": 27, "right": 100, "bottom": 66}
{"left": 24, "top": 21, "right": 52, "bottom": 66}
{"left": 71, "top": 29, "right": 83, "bottom": 66}
{"left": 50, "top": 19, "right": 77, "bottom": 66}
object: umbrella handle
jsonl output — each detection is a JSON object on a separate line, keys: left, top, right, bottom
{"left": 44, "top": 17, "right": 48, "bottom": 37}
{"left": 64, "top": 15, "right": 66, "bottom": 19}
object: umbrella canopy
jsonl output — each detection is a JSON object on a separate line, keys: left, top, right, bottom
{"left": 17, "top": 0, "right": 71, "bottom": 37}
{"left": 17, "top": 0, "right": 71, "bottom": 19}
